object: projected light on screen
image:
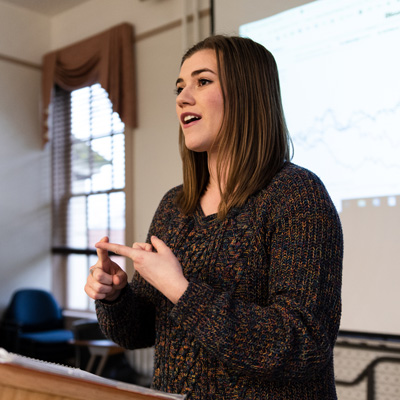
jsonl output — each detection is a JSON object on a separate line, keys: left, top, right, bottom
{"left": 240, "top": 0, "right": 400, "bottom": 337}
{"left": 240, "top": 0, "right": 400, "bottom": 212}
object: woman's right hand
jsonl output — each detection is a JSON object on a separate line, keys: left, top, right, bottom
{"left": 84, "top": 237, "right": 128, "bottom": 302}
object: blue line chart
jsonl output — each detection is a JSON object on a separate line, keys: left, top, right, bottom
{"left": 290, "top": 100, "right": 400, "bottom": 171}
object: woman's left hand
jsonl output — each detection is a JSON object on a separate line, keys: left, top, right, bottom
{"left": 95, "top": 235, "right": 189, "bottom": 304}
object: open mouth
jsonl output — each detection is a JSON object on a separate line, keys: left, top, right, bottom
{"left": 182, "top": 114, "right": 201, "bottom": 125}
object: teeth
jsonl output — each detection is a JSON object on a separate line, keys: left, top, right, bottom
{"left": 183, "top": 115, "right": 200, "bottom": 123}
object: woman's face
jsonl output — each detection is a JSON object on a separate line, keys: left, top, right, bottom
{"left": 175, "top": 49, "right": 224, "bottom": 153}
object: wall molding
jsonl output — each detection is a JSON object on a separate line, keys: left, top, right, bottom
{"left": 0, "top": 53, "right": 41, "bottom": 70}
{"left": 135, "top": 8, "right": 210, "bottom": 42}
{"left": 0, "top": 8, "right": 210, "bottom": 71}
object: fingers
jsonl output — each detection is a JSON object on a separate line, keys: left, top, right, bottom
{"left": 132, "top": 242, "right": 153, "bottom": 252}
{"left": 85, "top": 265, "right": 127, "bottom": 301}
{"left": 95, "top": 241, "right": 134, "bottom": 259}
{"left": 84, "top": 273, "right": 112, "bottom": 300}
{"left": 85, "top": 281, "right": 119, "bottom": 301}
{"left": 85, "top": 237, "right": 129, "bottom": 302}
{"left": 89, "top": 265, "right": 113, "bottom": 285}
{"left": 96, "top": 236, "right": 110, "bottom": 263}
{"left": 96, "top": 239, "right": 154, "bottom": 258}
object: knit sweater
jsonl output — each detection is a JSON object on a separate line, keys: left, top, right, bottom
{"left": 96, "top": 162, "right": 343, "bottom": 399}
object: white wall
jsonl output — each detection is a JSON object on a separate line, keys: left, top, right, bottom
{"left": 49, "top": 0, "right": 210, "bottom": 245}
{"left": 0, "top": 0, "right": 211, "bottom": 313}
{"left": 0, "top": 3, "right": 52, "bottom": 312}
{"left": 0, "top": 1, "right": 50, "bottom": 64}
{"left": 50, "top": 0, "right": 184, "bottom": 48}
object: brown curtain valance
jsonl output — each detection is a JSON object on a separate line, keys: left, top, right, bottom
{"left": 42, "top": 22, "right": 136, "bottom": 145}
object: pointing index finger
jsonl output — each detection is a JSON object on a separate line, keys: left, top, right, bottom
{"left": 95, "top": 241, "right": 135, "bottom": 259}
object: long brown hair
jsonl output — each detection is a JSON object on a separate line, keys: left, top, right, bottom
{"left": 176, "top": 35, "right": 292, "bottom": 219}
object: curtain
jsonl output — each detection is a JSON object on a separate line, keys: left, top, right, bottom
{"left": 42, "top": 22, "right": 136, "bottom": 145}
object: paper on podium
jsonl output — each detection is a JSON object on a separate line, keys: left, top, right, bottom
{"left": 0, "top": 348, "right": 185, "bottom": 399}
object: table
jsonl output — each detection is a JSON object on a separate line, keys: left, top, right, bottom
{"left": 69, "top": 339, "right": 125, "bottom": 375}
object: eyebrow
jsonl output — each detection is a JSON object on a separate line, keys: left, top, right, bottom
{"left": 175, "top": 68, "right": 217, "bottom": 86}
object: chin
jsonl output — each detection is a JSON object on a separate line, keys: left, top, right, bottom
{"left": 184, "top": 140, "right": 208, "bottom": 153}
{"left": 186, "top": 146, "right": 207, "bottom": 153}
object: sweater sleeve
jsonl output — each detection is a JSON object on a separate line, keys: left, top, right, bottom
{"left": 169, "top": 167, "right": 343, "bottom": 381}
{"left": 95, "top": 187, "right": 181, "bottom": 349}
{"left": 95, "top": 274, "right": 157, "bottom": 350}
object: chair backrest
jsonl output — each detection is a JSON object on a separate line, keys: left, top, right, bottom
{"left": 72, "top": 319, "right": 106, "bottom": 340}
{"left": 5, "top": 289, "right": 63, "bottom": 331}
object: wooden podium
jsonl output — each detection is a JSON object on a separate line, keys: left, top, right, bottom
{"left": 0, "top": 348, "right": 185, "bottom": 400}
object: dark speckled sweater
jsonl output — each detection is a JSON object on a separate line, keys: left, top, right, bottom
{"left": 96, "top": 162, "right": 343, "bottom": 399}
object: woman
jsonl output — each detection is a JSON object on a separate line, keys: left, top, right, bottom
{"left": 85, "top": 35, "right": 343, "bottom": 399}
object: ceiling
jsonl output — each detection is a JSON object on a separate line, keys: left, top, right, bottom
{"left": 0, "top": 0, "right": 91, "bottom": 16}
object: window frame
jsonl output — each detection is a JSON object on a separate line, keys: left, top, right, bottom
{"left": 50, "top": 84, "right": 133, "bottom": 313}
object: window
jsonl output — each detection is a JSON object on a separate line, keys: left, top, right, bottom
{"left": 52, "top": 84, "right": 126, "bottom": 312}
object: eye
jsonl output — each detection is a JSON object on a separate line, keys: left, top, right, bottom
{"left": 198, "top": 78, "right": 211, "bottom": 87}
{"left": 175, "top": 86, "right": 183, "bottom": 96}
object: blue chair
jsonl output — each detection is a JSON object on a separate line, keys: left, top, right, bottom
{"left": 0, "top": 288, "right": 74, "bottom": 363}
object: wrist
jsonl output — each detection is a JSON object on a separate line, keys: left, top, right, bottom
{"left": 102, "top": 284, "right": 127, "bottom": 303}
{"left": 167, "top": 279, "right": 189, "bottom": 304}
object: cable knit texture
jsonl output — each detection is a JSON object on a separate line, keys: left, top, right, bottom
{"left": 96, "top": 162, "right": 343, "bottom": 399}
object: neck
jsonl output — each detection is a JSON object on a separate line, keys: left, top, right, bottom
{"left": 206, "top": 150, "right": 222, "bottom": 191}
{"left": 199, "top": 152, "right": 223, "bottom": 216}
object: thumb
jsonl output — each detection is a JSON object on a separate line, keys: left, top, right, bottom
{"left": 150, "top": 235, "right": 168, "bottom": 254}
{"left": 112, "top": 268, "right": 127, "bottom": 289}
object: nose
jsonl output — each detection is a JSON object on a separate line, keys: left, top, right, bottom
{"left": 176, "top": 86, "right": 195, "bottom": 108}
